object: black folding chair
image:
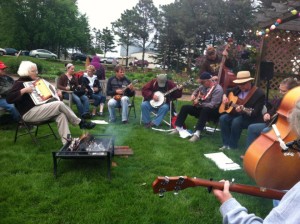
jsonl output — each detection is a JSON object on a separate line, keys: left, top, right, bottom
{"left": 14, "top": 117, "right": 58, "bottom": 145}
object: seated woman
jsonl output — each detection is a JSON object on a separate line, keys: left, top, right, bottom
{"left": 57, "top": 63, "right": 91, "bottom": 119}
{"left": 6, "top": 61, "right": 96, "bottom": 145}
{"left": 82, "top": 65, "right": 106, "bottom": 117}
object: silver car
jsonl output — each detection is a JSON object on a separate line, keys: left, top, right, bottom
{"left": 29, "top": 49, "right": 57, "bottom": 59}
{"left": 0, "top": 48, "right": 6, "bottom": 56}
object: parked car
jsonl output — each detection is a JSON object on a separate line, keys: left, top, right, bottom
{"left": 0, "top": 48, "right": 6, "bottom": 56}
{"left": 101, "top": 57, "right": 118, "bottom": 64}
{"left": 134, "top": 60, "right": 149, "bottom": 67}
{"left": 71, "top": 52, "right": 91, "bottom": 61}
{"left": 20, "top": 50, "right": 30, "bottom": 56}
{"left": 29, "top": 49, "right": 57, "bottom": 59}
{"left": 4, "top": 48, "right": 19, "bottom": 56}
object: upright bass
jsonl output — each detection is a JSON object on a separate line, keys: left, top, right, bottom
{"left": 217, "top": 43, "right": 236, "bottom": 91}
{"left": 244, "top": 86, "right": 300, "bottom": 190}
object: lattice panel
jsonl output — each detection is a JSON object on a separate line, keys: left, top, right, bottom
{"left": 262, "top": 30, "right": 300, "bottom": 75}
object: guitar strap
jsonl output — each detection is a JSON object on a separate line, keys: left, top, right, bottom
{"left": 237, "top": 86, "right": 257, "bottom": 105}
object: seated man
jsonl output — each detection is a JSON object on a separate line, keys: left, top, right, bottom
{"left": 242, "top": 77, "right": 299, "bottom": 157}
{"left": 219, "top": 71, "right": 265, "bottom": 150}
{"left": 6, "top": 61, "right": 96, "bottom": 145}
{"left": 0, "top": 61, "right": 19, "bottom": 122}
{"left": 141, "top": 74, "right": 183, "bottom": 128}
{"left": 57, "top": 63, "right": 91, "bottom": 119}
{"left": 106, "top": 65, "right": 135, "bottom": 124}
{"left": 170, "top": 72, "right": 223, "bottom": 142}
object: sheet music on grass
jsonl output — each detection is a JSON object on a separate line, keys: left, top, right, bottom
{"left": 23, "top": 79, "right": 59, "bottom": 105}
{"left": 204, "top": 152, "right": 241, "bottom": 171}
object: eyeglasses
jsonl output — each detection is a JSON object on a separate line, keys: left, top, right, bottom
{"left": 279, "top": 88, "right": 288, "bottom": 94}
{"left": 237, "top": 82, "right": 248, "bottom": 86}
{"left": 30, "top": 70, "right": 38, "bottom": 74}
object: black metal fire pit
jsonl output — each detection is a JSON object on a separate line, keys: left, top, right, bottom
{"left": 52, "top": 134, "right": 115, "bottom": 179}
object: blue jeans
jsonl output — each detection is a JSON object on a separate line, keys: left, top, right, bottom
{"left": 107, "top": 96, "right": 130, "bottom": 122}
{"left": 141, "top": 101, "right": 170, "bottom": 126}
{"left": 63, "top": 92, "right": 90, "bottom": 117}
{"left": 219, "top": 113, "right": 253, "bottom": 149}
{"left": 0, "top": 98, "right": 20, "bottom": 121}
{"left": 246, "top": 123, "right": 271, "bottom": 149}
{"left": 90, "top": 93, "right": 106, "bottom": 107}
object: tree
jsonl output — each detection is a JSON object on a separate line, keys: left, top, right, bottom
{"left": 112, "top": 9, "right": 138, "bottom": 67}
{"left": 0, "top": 0, "right": 92, "bottom": 58}
{"left": 132, "top": 0, "right": 159, "bottom": 69}
{"left": 99, "top": 27, "right": 116, "bottom": 57}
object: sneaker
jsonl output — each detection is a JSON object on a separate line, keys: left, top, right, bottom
{"left": 122, "top": 120, "right": 128, "bottom": 124}
{"left": 189, "top": 134, "right": 200, "bottom": 142}
{"left": 97, "top": 112, "right": 103, "bottom": 116}
{"left": 82, "top": 112, "right": 91, "bottom": 119}
{"left": 219, "top": 145, "right": 229, "bottom": 150}
{"left": 169, "top": 129, "right": 179, "bottom": 135}
{"left": 144, "top": 122, "right": 154, "bottom": 128}
{"left": 79, "top": 120, "right": 96, "bottom": 129}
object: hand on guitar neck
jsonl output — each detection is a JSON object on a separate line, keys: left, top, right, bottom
{"left": 114, "top": 80, "right": 138, "bottom": 101}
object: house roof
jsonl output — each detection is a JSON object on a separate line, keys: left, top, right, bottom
{"left": 255, "top": 1, "right": 300, "bottom": 32}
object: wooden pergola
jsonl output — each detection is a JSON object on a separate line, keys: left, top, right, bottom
{"left": 254, "top": 0, "right": 300, "bottom": 98}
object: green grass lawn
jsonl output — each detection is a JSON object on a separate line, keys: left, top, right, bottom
{"left": 0, "top": 97, "right": 273, "bottom": 224}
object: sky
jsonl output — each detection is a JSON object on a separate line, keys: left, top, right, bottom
{"left": 76, "top": 0, "right": 175, "bottom": 56}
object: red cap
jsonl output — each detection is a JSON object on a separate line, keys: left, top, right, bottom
{"left": 0, "top": 61, "right": 7, "bottom": 69}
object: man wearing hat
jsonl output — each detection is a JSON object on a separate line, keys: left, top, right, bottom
{"left": 219, "top": 71, "right": 265, "bottom": 150}
{"left": 170, "top": 72, "right": 223, "bottom": 142}
{"left": 0, "top": 61, "right": 20, "bottom": 122}
{"left": 141, "top": 74, "right": 183, "bottom": 128}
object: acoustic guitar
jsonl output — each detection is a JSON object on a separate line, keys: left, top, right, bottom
{"left": 114, "top": 79, "right": 138, "bottom": 101}
{"left": 218, "top": 92, "right": 253, "bottom": 116}
{"left": 152, "top": 176, "right": 285, "bottom": 200}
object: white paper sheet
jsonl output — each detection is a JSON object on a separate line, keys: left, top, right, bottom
{"left": 91, "top": 120, "right": 109, "bottom": 124}
{"left": 204, "top": 152, "right": 241, "bottom": 171}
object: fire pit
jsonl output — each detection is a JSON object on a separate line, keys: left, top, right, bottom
{"left": 52, "top": 134, "right": 115, "bottom": 179}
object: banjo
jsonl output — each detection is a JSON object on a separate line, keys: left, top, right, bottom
{"left": 150, "top": 79, "right": 193, "bottom": 108}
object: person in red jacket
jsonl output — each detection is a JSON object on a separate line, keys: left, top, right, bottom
{"left": 141, "top": 74, "right": 183, "bottom": 128}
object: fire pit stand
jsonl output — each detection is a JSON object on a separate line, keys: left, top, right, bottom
{"left": 52, "top": 134, "right": 115, "bottom": 179}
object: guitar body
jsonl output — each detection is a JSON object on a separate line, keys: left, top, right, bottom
{"left": 150, "top": 91, "right": 165, "bottom": 108}
{"left": 218, "top": 92, "right": 238, "bottom": 114}
{"left": 244, "top": 87, "right": 300, "bottom": 190}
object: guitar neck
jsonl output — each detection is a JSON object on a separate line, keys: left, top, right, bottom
{"left": 152, "top": 176, "right": 285, "bottom": 200}
{"left": 164, "top": 86, "right": 179, "bottom": 97}
{"left": 230, "top": 102, "right": 252, "bottom": 115}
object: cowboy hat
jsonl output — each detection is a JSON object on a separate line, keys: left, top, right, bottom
{"left": 233, "top": 71, "right": 254, "bottom": 84}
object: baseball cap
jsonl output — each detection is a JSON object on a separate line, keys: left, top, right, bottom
{"left": 0, "top": 61, "right": 7, "bottom": 69}
{"left": 157, "top": 74, "right": 167, "bottom": 87}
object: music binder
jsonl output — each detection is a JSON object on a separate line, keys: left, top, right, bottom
{"left": 23, "top": 79, "right": 60, "bottom": 105}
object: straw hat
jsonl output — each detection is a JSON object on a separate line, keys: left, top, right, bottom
{"left": 233, "top": 71, "right": 254, "bottom": 84}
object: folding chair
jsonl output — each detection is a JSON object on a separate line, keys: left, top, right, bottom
{"left": 14, "top": 117, "right": 58, "bottom": 145}
{"left": 140, "top": 99, "right": 176, "bottom": 128}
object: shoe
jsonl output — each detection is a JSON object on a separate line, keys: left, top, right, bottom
{"left": 122, "top": 120, "right": 128, "bottom": 124}
{"left": 97, "top": 112, "right": 103, "bottom": 116}
{"left": 240, "top": 155, "right": 244, "bottom": 160}
{"left": 79, "top": 120, "right": 96, "bottom": 129}
{"left": 145, "top": 122, "right": 154, "bottom": 128}
{"left": 82, "top": 113, "right": 91, "bottom": 119}
{"left": 219, "top": 145, "right": 229, "bottom": 150}
{"left": 189, "top": 134, "right": 200, "bottom": 142}
{"left": 169, "top": 129, "right": 179, "bottom": 135}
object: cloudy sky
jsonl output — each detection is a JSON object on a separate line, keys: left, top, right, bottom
{"left": 77, "top": 0, "right": 175, "bottom": 31}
